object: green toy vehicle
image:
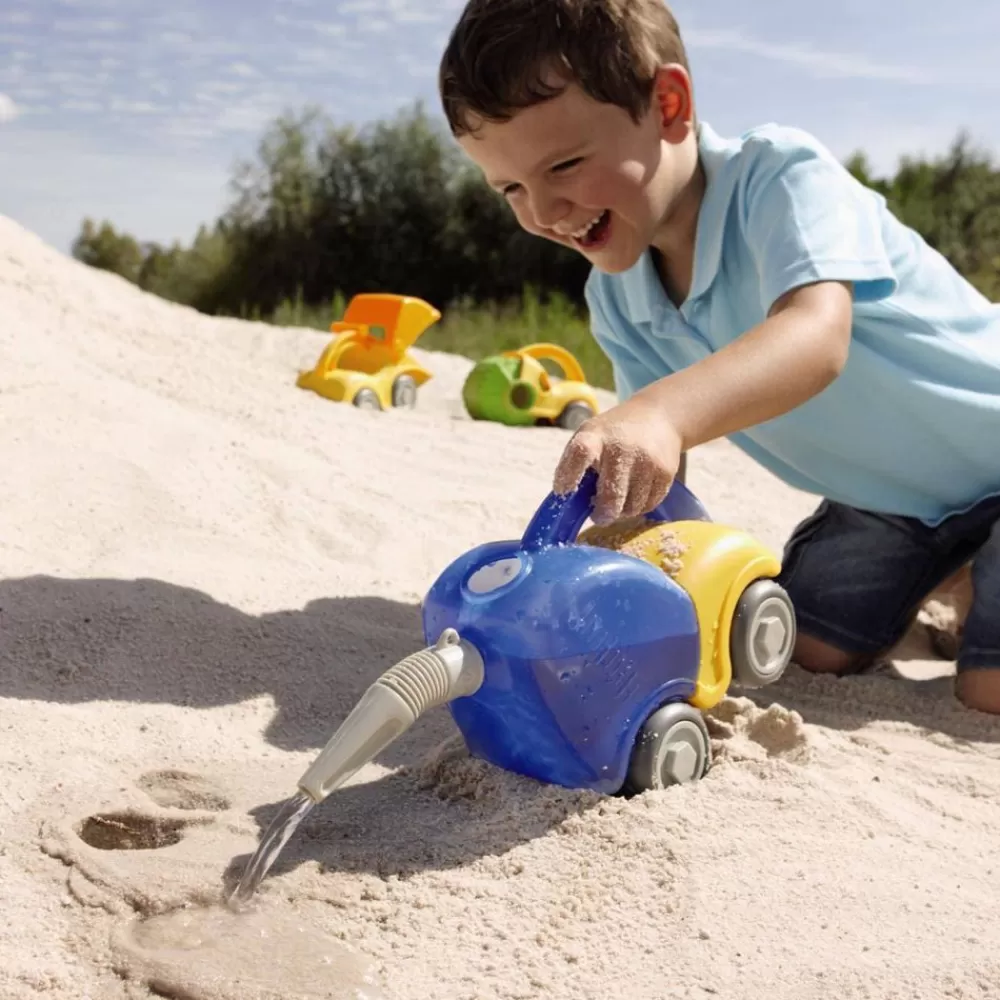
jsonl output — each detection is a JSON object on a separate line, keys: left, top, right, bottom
{"left": 462, "top": 343, "right": 600, "bottom": 431}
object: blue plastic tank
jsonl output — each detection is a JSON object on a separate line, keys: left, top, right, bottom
{"left": 421, "top": 470, "right": 711, "bottom": 794}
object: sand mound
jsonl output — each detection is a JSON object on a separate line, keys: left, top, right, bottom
{"left": 1, "top": 214, "right": 998, "bottom": 1000}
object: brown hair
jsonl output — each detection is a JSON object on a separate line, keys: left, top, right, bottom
{"left": 439, "top": 0, "right": 691, "bottom": 136}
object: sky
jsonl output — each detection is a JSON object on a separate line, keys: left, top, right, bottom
{"left": 2, "top": 0, "right": 999, "bottom": 255}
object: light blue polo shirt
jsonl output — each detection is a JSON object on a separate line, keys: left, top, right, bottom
{"left": 586, "top": 121, "right": 1000, "bottom": 526}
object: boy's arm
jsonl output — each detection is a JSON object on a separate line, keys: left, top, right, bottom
{"left": 629, "top": 278, "right": 853, "bottom": 453}
{"left": 555, "top": 279, "right": 852, "bottom": 508}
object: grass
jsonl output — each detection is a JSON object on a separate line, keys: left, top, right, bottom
{"left": 266, "top": 286, "right": 615, "bottom": 390}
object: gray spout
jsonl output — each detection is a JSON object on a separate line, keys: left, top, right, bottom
{"left": 297, "top": 628, "right": 484, "bottom": 803}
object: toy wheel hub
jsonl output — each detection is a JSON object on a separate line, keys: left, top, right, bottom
{"left": 626, "top": 703, "right": 712, "bottom": 792}
{"left": 749, "top": 597, "right": 794, "bottom": 672}
{"left": 661, "top": 733, "right": 702, "bottom": 784}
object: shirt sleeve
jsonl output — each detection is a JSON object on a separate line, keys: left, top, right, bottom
{"left": 584, "top": 272, "right": 655, "bottom": 402}
{"left": 741, "top": 129, "right": 899, "bottom": 314}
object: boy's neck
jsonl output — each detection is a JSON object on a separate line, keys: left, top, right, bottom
{"left": 650, "top": 156, "right": 706, "bottom": 308}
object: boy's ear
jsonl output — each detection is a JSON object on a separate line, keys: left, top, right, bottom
{"left": 652, "top": 64, "right": 694, "bottom": 139}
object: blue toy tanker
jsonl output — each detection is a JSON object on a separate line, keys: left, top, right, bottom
{"left": 420, "top": 469, "right": 796, "bottom": 795}
{"left": 241, "top": 471, "right": 798, "bottom": 903}
{"left": 295, "top": 470, "right": 796, "bottom": 810}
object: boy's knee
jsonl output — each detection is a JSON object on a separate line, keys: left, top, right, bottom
{"left": 955, "top": 669, "right": 1000, "bottom": 715}
{"left": 793, "top": 632, "right": 873, "bottom": 676}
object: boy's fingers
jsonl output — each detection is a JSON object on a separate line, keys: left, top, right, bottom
{"left": 594, "top": 449, "right": 630, "bottom": 524}
{"left": 553, "top": 430, "right": 601, "bottom": 496}
{"left": 620, "top": 458, "right": 665, "bottom": 518}
{"left": 644, "top": 472, "right": 674, "bottom": 517}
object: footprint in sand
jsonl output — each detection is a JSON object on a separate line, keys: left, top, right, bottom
{"left": 137, "top": 770, "right": 231, "bottom": 812}
{"left": 77, "top": 811, "right": 192, "bottom": 852}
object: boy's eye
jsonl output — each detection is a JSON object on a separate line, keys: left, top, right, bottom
{"left": 500, "top": 183, "right": 521, "bottom": 197}
{"left": 551, "top": 157, "right": 583, "bottom": 173}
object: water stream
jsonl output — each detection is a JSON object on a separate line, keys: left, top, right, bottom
{"left": 229, "top": 790, "right": 316, "bottom": 906}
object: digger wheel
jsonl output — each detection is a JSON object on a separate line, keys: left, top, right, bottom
{"left": 353, "top": 388, "right": 382, "bottom": 411}
{"left": 391, "top": 375, "right": 418, "bottom": 408}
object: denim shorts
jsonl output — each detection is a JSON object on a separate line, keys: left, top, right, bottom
{"left": 776, "top": 494, "right": 1000, "bottom": 671}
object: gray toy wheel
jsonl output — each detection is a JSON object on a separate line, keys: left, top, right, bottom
{"left": 730, "top": 579, "right": 796, "bottom": 688}
{"left": 625, "top": 702, "right": 712, "bottom": 793}
{"left": 352, "top": 388, "right": 382, "bottom": 411}
{"left": 391, "top": 374, "right": 418, "bottom": 408}
{"left": 557, "top": 401, "right": 594, "bottom": 432}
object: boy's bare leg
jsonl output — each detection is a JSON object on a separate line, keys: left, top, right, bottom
{"left": 778, "top": 498, "right": 1000, "bottom": 716}
{"left": 794, "top": 628, "right": 1000, "bottom": 715}
{"left": 792, "top": 633, "right": 875, "bottom": 675}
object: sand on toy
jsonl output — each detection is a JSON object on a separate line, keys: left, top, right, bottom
{"left": 1, "top": 214, "right": 997, "bottom": 1000}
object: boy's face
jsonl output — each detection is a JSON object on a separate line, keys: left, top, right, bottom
{"left": 457, "top": 70, "right": 696, "bottom": 274}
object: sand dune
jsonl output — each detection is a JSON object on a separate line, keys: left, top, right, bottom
{"left": 1, "top": 215, "right": 998, "bottom": 1000}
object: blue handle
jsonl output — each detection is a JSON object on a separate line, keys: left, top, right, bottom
{"left": 520, "top": 468, "right": 710, "bottom": 552}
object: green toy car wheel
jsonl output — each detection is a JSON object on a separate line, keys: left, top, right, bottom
{"left": 557, "top": 401, "right": 594, "bottom": 432}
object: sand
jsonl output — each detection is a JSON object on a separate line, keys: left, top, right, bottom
{"left": 1, "top": 213, "right": 998, "bottom": 1000}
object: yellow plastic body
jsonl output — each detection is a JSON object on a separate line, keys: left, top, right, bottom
{"left": 501, "top": 343, "right": 601, "bottom": 423}
{"left": 579, "top": 518, "right": 781, "bottom": 712}
{"left": 296, "top": 293, "right": 440, "bottom": 407}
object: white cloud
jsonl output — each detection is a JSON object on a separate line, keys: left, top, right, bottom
{"left": 686, "top": 29, "right": 930, "bottom": 84}
{"left": 197, "top": 80, "right": 249, "bottom": 101}
{"left": 336, "top": 0, "right": 451, "bottom": 21}
{"left": 0, "top": 10, "right": 32, "bottom": 24}
{"left": 61, "top": 99, "right": 103, "bottom": 113}
{"left": 52, "top": 18, "right": 126, "bottom": 34}
{"left": 274, "top": 13, "right": 346, "bottom": 35}
{"left": 110, "top": 99, "right": 161, "bottom": 115}
{"left": 228, "top": 62, "right": 259, "bottom": 78}
{"left": 0, "top": 93, "right": 19, "bottom": 123}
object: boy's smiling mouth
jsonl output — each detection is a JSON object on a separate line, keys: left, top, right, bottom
{"left": 566, "top": 209, "right": 612, "bottom": 250}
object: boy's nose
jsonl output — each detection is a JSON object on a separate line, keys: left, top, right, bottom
{"left": 530, "top": 194, "right": 571, "bottom": 232}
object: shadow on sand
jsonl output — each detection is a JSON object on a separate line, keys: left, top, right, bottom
{"left": 3, "top": 574, "right": 996, "bottom": 887}
{"left": 1, "top": 574, "right": 598, "bottom": 884}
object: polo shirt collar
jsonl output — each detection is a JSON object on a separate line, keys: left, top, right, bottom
{"left": 620, "top": 121, "right": 744, "bottom": 326}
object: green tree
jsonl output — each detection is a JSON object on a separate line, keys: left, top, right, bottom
{"left": 71, "top": 218, "right": 144, "bottom": 283}
{"left": 70, "top": 108, "right": 1000, "bottom": 322}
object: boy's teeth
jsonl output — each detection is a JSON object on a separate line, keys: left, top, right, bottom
{"left": 572, "top": 212, "right": 605, "bottom": 239}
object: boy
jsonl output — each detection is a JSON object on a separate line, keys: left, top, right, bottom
{"left": 438, "top": 0, "right": 1000, "bottom": 715}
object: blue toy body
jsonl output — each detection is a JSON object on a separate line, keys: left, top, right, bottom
{"left": 421, "top": 470, "right": 714, "bottom": 795}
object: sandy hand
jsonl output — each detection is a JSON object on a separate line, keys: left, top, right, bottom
{"left": 552, "top": 397, "right": 683, "bottom": 525}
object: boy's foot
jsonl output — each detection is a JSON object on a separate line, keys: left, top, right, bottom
{"left": 920, "top": 564, "right": 973, "bottom": 660}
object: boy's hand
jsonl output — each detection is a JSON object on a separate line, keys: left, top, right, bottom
{"left": 553, "top": 394, "right": 683, "bottom": 524}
